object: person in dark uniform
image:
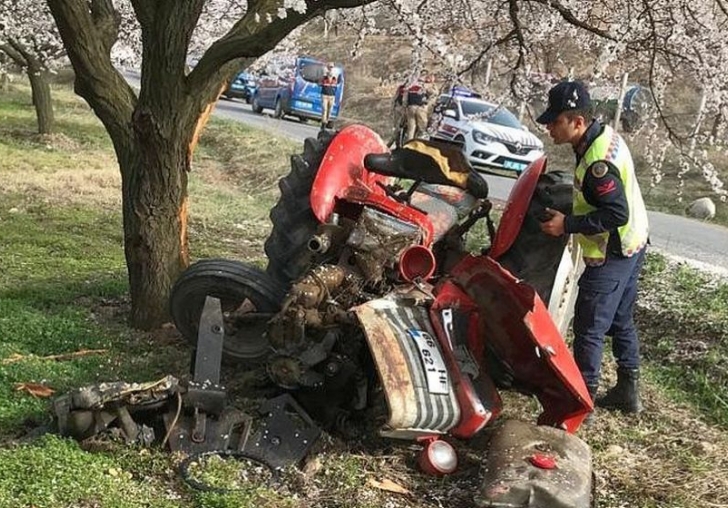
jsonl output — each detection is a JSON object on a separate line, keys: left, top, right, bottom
{"left": 404, "top": 71, "right": 436, "bottom": 141}
{"left": 536, "top": 80, "right": 650, "bottom": 423}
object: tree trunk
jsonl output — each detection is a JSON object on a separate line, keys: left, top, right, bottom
{"left": 46, "top": 0, "right": 372, "bottom": 330}
{"left": 27, "top": 68, "right": 54, "bottom": 134}
{"left": 120, "top": 81, "right": 220, "bottom": 329}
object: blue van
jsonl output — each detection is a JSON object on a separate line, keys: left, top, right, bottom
{"left": 251, "top": 56, "right": 344, "bottom": 122}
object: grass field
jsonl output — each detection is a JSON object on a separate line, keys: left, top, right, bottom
{"left": 1, "top": 77, "right": 727, "bottom": 507}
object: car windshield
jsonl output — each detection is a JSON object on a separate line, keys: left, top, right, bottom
{"left": 460, "top": 100, "right": 522, "bottom": 129}
{"left": 297, "top": 61, "right": 342, "bottom": 84}
{"left": 236, "top": 74, "right": 256, "bottom": 85}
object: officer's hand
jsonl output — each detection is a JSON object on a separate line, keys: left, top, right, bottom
{"left": 539, "top": 208, "right": 566, "bottom": 237}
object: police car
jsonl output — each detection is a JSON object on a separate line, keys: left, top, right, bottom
{"left": 431, "top": 92, "right": 544, "bottom": 175}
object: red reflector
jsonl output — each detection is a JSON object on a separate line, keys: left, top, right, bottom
{"left": 529, "top": 453, "right": 557, "bottom": 469}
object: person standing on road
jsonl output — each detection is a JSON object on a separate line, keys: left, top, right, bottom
{"left": 320, "top": 62, "right": 338, "bottom": 129}
{"left": 388, "top": 80, "right": 408, "bottom": 148}
{"left": 404, "top": 71, "right": 436, "bottom": 142}
{"left": 537, "top": 80, "right": 650, "bottom": 423}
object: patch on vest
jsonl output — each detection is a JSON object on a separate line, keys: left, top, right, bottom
{"left": 590, "top": 161, "right": 609, "bottom": 179}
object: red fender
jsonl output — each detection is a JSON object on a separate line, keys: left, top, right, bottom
{"left": 449, "top": 254, "right": 592, "bottom": 433}
{"left": 489, "top": 156, "right": 548, "bottom": 260}
{"left": 310, "top": 124, "right": 391, "bottom": 223}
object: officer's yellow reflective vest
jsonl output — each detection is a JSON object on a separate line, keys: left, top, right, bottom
{"left": 573, "top": 125, "right": 649, "bottom": 265}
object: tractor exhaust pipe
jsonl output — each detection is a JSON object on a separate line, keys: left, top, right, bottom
{"left": 308, "top": 233, "right": 331, "bottom": 254}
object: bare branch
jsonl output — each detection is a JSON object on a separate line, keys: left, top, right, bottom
{"left": 46, "top": 0, "right": 137, "bottom": 144}
{"left": 0, "top": 41, "right": 28, "bottom": 67}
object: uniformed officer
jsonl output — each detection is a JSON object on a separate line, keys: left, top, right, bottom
{"left": 536, "top": 80, "right": 649, "bottom": 423}
{"left": 404, "top": 71, "right": 436, "bottom": 142}
{"left": 320, "top": 62, "right": 338, "bottom": 129}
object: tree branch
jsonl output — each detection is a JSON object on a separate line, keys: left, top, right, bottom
{"left": 526, "top": 0, "right": 617, "bottom": 42}
{"left": 46, "top": 0, "right": 137, "bottom": 145}
{"left": 0, "top": 42, "right": 28, "bottom": 68}
{"left": 90, "top": 0, "right": 121, "bottom": 54}
{"left": 187, "top": 0, "right": 375, "bottom": 94}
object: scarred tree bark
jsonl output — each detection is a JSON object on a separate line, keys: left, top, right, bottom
{"left": 45, "top": 0, "right": 374, "bottom": 329}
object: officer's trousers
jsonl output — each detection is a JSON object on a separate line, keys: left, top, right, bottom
{"left": 405, "top": 105, "right": 428, "bottom": 141}
{"left": 572, "top": 247, "right": 646, "bottom": 386}
{"left": 321, "top": 95, "right": 335, "bottom": 126}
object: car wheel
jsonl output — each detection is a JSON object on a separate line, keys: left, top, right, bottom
{"left": 274, "top": 99, "right": 284, "bottom": 119}
{"left": 252, "top": 96, "right": 263, "bottom": 114}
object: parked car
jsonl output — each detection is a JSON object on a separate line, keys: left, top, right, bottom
{"left": 222, "top": 71, "right": 258, "bottom": 103}
{"left": 251, "top": 56, "right": 344, "bottom": 123}
{"left": 431, "top": 94, "right": 544, "bottom": 176}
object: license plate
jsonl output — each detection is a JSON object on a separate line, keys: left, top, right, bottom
{"left": 294, "top": 100, "right": 313, "bottom": 110}
{"left": 408, "top": 329, "right": 449, "bottom": 394}
{"left": 503, "top": 160, "right": 526, "bottom": 171}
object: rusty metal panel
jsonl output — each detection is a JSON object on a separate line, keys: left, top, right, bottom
{"left": 353, "top": 298, "right": 461, "bottom": 439}
{"left": 476, "top": 419, "right": 592, "bottom": 508}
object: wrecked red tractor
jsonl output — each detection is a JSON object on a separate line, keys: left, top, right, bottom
{"left": 170, "top": 125, "right": 594, "bottom": 505}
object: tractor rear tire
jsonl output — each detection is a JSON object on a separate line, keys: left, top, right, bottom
{"left": 497, "top": 170, "right": 574, "bottom": 306}
{"left": 264, "top": 130, "right": 337, "bottom": 288}
{"left": 265, "top": 131, "right": 335, "bottom": 288}
{"left": 170, "top": 258, "right": 285, "bottom": 365}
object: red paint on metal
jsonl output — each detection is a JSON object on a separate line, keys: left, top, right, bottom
{"left": 310, "top": 124, "right": 391, "bottom": 223}
{"left": 529, "top": 454, "right": 557, "bottom": 469}
{"left": 489, "top": 156, "right": 547, "bottom": 260}
{"left": 399, "top": 245, "right": 436, "bottom": 281}
{"left": 429, "top": 281, "right": 502, "bottom": 438}
{"left": 449, "top": 254, "right": 592, "bottom": 433}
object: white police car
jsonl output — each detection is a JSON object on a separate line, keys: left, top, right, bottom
{"left": 430, "top": 94, "right": 544, "bottom": 175}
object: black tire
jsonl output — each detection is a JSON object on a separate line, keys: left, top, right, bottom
{"left": 274, "top": 99, "right": 284, "bottom": 119}
{"left": 264, "top": 130, "right": 337, "bottom": 288}
{"left": 497, "top": 170, "right": 574, "bottom": 304}
{"left": 252, "top": 96, "right": 263, "bottom": 114}
{"left": 170, "top": 259, "right": 285, "bottom": 364}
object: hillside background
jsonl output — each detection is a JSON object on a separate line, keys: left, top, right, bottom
{"left": 292, "top": 21, "right": 727, "bottom": 224}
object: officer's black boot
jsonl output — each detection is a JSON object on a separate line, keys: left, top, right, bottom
{"left": 596, "top": 367, "right": 643, "bottom": 413}
{"left": 583, "top": 384, "right": 599, "bottom": 425}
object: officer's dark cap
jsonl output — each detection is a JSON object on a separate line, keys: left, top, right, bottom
{"left": 536, "top": 80, "right": 591, "bottom": 124}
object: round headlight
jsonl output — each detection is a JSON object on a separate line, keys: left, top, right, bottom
{"left": 417, "top": 439, "right": 458, "bottom": 476}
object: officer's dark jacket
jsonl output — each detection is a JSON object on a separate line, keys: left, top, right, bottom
{"left": 321, "top": 74, "right": 337, "bottom": 96}
{"left": 564, "top": 120, "right": 630, "bottom": 257}
{"left": 406, "top": 83, "right": 428, "bottom": 106}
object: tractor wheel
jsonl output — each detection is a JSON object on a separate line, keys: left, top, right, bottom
{"left": 497, "top": 170, "right": 575, "bottom": 307}
{"left": 264, "top": 130, "right": 337, "bottom": 288}
{"left": 170, "top": 259, "right": 285, "bottom": 365}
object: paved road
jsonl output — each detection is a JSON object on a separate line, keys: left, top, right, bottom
{"left": 125, "top": 71, "right": 728, "bottom": 274}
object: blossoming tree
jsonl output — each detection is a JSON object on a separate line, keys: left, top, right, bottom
{"left": 40, "top": 0, "right": 727, "bottom": 329}
{"left": 0, "top": 0, "right": 67, "bottom": 133}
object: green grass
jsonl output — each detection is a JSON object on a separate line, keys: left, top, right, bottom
{"left": 638, "top": 252, "right": 728, "bottom": 427}
{"left": 0, "top": 77, "right": 299, "bottom": 507}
